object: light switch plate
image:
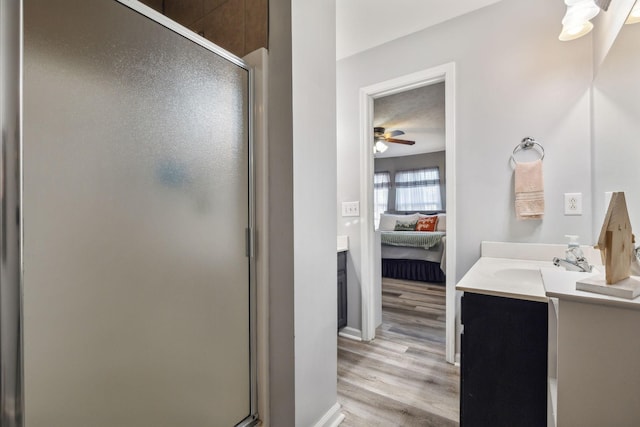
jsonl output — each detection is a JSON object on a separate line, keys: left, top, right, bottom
{"left": 564, "top": 193, "right": 582, "bottom": 215}
{"left": 342, "top": 201, "right": 360, "bottom": 217}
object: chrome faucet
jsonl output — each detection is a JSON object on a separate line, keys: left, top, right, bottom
{"left": 553, "top": 235, "right": 593, "bottom": 273}
{"left": 553, "top": 255, "right": 592, "bottom": 272}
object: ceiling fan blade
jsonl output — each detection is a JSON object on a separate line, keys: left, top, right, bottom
{"left": 385, "top": 130, "right": 405, "bottom": 138}
{"left": 386, "top": 138, "right": 415, "bottom": 145}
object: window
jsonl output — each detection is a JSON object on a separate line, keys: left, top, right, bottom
{"left": 373, "top": 171, "right": 391, "bottom": 228}
{"left": 395, "top": 167, "right": 442, "bottom": 211}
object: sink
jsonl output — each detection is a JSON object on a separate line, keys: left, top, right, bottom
{"left": 479, "top": 259, "right": 553, "bottom": 287}
{"left": 456, "top": 257, "right": 558, "bottom": 302}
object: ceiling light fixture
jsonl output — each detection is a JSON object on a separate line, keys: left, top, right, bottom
{"left": 373, "top": 140, "right": 388, "bottom": 154}
{"left": 559, "top": 0, "right": 601, "bottom": 41}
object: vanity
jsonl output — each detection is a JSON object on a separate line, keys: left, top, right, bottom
{"left": 456, "top": 241, "right": 632, "bottom": 427}
{"left": 543, "top": 267, "right": 640, "bottom": 426}
{"left": 457, "top": 246, "right": 553, "bottom": 427}
{"left": 337, "top": 236, "right": 348, "bottom": 330}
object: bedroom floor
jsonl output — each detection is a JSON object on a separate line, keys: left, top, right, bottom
{"left": 337, "top": 278, "right": 460, "bottom": 427}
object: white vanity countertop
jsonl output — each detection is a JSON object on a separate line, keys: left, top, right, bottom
{"left": 337, "top": 235, "right": 348, "bottom": 252}
{"left": 541, "top": 267, "right": 640, "bottom": 311}
{"left": 456, "top": 257, "right": 551, "bottom": 302}
{"left": 456, "top": 241, "right": 601, "bottom": 303}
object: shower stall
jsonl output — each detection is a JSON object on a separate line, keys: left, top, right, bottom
{"left": 1, "top": 1, "right": 257, "bottom": 425}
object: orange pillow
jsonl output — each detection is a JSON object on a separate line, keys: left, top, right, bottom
{"left": 415, "top": 216, "right": 438, "bottom": 232}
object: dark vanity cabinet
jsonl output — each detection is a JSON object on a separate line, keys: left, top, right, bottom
{"left": 337, "top": 251, "right": 347, "bottom": 329}
{"left": 460, "top": 292, "right": 548, "bottom": 427}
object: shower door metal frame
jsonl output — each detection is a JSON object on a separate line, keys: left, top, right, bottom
{"left": 0, "top": 1, "right": 259, "bottom": 425}
{"left": 1, "top": 0, "right": 24, "bottom": 426}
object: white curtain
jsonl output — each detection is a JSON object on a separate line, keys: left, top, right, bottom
{"left": 395, "top": 167, "right": 442, "bottom": 211}
{"left": 374, "top": 171, "right": 390, "bottom": 227}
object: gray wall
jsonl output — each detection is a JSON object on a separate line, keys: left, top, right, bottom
{"left": 337, "top": 0, "right": 593, "bottom": 334}
{"left": 267, "top": 0, "right": 295, "bottom": 424}
{"left": 268, "top": 0, "right": 339, "bottom": 426}
{"left": 375, "top": 151, "right": 447, "bottom": 212}
{"left": 292, "top": 0, "right": 339, "bottom": 426}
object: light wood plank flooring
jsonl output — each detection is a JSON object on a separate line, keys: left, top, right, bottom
{"left": 338, "top": 278, "right": 460, "bottom": 427}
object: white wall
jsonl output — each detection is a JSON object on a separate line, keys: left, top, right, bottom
{"left": 592, "top": 0, "right": 636, "bottom": 72}
{"left": 267, "top": 0, "right": 295, "bottom": 424}
{"left": 336, "top": 0, "right": 503, "bottom": 60}
{"left": 337, "top": 0, "right": 594, "bottom": 332}
{"left": 269, "top": 0, "right": 340, "bottom": 425}
{"left": 592, "top": 22, "right": 640, "bottom": 242}
{"left": 291, "top": 0, "right": 340, "bottom": 426}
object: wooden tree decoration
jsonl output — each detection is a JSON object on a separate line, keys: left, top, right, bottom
{"left": 595, "top": 192, "right": 636, "bottom": 284}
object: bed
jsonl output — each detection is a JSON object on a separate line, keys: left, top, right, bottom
{"left": 378, "top": 212, "right": 446, "bottom": 283}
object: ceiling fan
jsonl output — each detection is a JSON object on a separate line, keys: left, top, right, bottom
{"left": 373, "top": 127, "right": 415, "bottom": 153}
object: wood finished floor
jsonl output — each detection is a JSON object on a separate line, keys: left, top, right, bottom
{"left": 338, "top": 278, "right": 460, "bottom": 427}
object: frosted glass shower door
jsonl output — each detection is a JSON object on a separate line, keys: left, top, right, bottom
{"left": 22, "top": 1, "right": 253, "bottom": 426}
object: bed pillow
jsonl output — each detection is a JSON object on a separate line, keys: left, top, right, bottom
{"left": 394, "top": 220, "right": 417, "bottom": 231}
{"left": 436, "top": 214, "right": 446, "bottom": 232}
{"left": 378, "top": 213, "right": 420, "bottom": 231}
{"left": 416, "top": 216, "right": 438, "bottom": 232}
{"left": 378, "top": 214, "right": 400, "bottom": 231}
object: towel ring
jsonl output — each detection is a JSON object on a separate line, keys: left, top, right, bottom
{"left": 511, "top": 137, "right": 545, "bottom": 164}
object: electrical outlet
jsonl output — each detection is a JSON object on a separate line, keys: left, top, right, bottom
{"left": 341, "top": 201, "right": 360, "bottom": 217}
{"left": 564, "top": 193, "right": 582, "bottom": 215}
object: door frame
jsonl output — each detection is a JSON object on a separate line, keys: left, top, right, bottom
{"left": 359, "top": 63, "right": 457, "bottom": 363}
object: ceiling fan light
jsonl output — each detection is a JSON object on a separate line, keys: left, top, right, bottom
{"left": 374, "top": 140, "right": 388, "bottom": 154}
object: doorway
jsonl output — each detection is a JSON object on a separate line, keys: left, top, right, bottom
{"left": 358, "top": 64, "right": 456, "bottom": 364}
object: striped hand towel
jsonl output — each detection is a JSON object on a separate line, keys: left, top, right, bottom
{"left": 515, "top": 159, "right": 544, "bottom": 220}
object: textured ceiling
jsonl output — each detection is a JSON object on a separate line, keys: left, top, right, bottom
{"left": 373, "top": 82, "right": 445, "bottom": 158}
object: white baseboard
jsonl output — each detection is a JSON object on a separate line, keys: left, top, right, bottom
{"left": 312, "top": 402, "right": 345, "bottom": 427}
{"left": 338, "top": 326, "right": 362, "bottom": 341}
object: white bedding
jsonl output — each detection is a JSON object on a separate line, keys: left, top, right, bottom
{"left": 381, "top": 243, "right": 443, "bottom": 262}
{"left": 376, "top": 211, "right": 447, "bottom": 274}
{"left": 378, "top": 230, "right": 446, "bottom": 272}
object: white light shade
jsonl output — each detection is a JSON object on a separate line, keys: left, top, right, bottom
{"left": 564, "top": 0, "right": 596, "bottom": 6}
{"left": 559, "top": 0, "right": 599, "bottom": 41}
{"left": 562, "top": 3, "right": 600, "bottom": 25}
{"left": 559, "top": 20, "right": 594, "bottom": 41}
{"left": 373, "top": 140, "right": 388, "bottom": 154}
